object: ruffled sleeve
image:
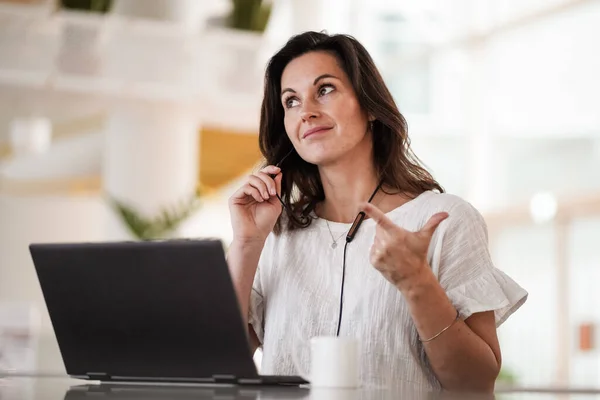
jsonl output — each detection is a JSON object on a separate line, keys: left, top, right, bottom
{"left": 429, "top": 199, "right": 528, "bottom": 326}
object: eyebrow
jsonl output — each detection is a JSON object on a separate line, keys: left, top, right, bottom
{"left": 281, "top": 74, "right": 340, "bottom": 97}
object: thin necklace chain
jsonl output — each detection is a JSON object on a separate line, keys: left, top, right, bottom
{"left": 325, "top": 220, "right": 347, "bottom": 249}
{"left": 323, "top": 188, "right": 385, "bottom": 249}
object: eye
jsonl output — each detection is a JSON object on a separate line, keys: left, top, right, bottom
{"left": 285, "top": 97, "right": 300, "bottom": 109}
{"left": 318, "top": 84, "right": 335, "bottom": 96}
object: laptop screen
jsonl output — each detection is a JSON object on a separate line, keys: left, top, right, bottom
{"left": 30, "top": 239, "right": 257, "bottom": 381}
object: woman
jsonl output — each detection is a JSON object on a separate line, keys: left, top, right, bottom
{"left": 227, "top": 31, "right": 527, "bottom": 392}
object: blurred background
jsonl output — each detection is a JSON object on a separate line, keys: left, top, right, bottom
{"left": 0, "top": 0, "right": 599, "bottom": 390}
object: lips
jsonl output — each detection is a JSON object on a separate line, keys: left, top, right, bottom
{"left": 302, "top": 126, "right": 332, "bottom": 139}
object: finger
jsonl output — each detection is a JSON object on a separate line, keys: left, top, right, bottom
{"left": 248, "top": 175, "right": 271, "bottom": 200}
{"left": 259, "top": 165, "right": 282, "bottom": 195}
{"left": 274, "top": 172, "right": 282, "bottom": 195}
{"left": 374, "top": 235, "right": 385, "bottom": 249}
{"left": 254, "top": 171, "right": 278, "bottom": 196}
{"left": 261, "top": 165, "right": 281, "bottom": 178}
{"left": 418, "top": 212, "right": 449, "bottom": 239}
{"left": 370, "top": 243, "right": 381, "bottom": 257}
{"left": 361, "top": 202, "right": 397, "bottom": 231}
{"left": 229, "top": 184, "right": 263, "bottom": 204}
{"left": 369, "top": 244, "right": 383, "bottom": 267}
{"left": 243, "top": 185, "right": 265, "bottom": 203}
{"left": 265, "top": 174, "right": 284, "bottom": 207}
{"left": 369, "top": 242, "right": 376, "bottom": 259}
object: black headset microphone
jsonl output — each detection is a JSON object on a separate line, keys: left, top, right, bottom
{"left": 336, "top": 181, "right": 382, "bottom": 336}
{"left": 269, "top": 147, "right": 383, "bottom": 337}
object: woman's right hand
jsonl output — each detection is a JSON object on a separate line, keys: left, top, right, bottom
{"left": 228, "top": 165, "right": 283, "bottom": 244}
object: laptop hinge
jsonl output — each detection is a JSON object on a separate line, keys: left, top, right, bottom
{"left": 86, "top": 372, "right": 110, "bottom": 381}
{"left": 212, "top": 374, "right": 237, "bottom": 384}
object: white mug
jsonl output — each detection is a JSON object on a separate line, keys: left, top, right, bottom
{"left": 293, "top": 336, "right": 360, "bottom": 388}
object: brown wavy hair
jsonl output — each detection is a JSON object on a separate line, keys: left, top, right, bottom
{"left": 259, "top": 31, "right": 443, "bottom": 233}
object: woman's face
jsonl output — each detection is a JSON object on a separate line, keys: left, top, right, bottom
{"left": 280, "top": 51, "right": 371, "bottom": 166}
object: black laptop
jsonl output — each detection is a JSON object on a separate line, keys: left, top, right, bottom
{"left": 29, "top": 239, "right": 307, "bottom": 386}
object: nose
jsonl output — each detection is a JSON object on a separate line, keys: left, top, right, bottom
{"left": 300, "top": 100, "right": 320, "bottom": 122}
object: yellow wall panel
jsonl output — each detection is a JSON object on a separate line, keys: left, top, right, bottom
{"left": 199, "top": 127, "right": 262, "bottom": 190}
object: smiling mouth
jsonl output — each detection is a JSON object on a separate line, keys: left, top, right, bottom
{"left": 303, "top": 127, "right": 332, "bottom": 139}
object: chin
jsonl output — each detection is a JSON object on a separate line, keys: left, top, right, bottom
{"left": 301, "top": 153, "right": 340, "bottom": 167}
{"left": 297, "top": 139, "right": 359, "bottom": 166}
{"left": 299, "top": 137, "right": 367, "bottom": 167}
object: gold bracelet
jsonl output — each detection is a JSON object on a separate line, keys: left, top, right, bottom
{"left": 419, "top": 309, "right": 460, "bottom": 343}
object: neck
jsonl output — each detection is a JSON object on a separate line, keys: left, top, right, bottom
{"left": 317, "top": 150, "right": 381, "bottom": 223}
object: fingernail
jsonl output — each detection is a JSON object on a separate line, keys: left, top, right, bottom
{"left": 270, "top": 188, "right": 276, "bottom": 195}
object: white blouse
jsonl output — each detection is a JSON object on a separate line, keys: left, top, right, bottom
{"left": 249, "top": 191, "right": 528, "bottom": 390}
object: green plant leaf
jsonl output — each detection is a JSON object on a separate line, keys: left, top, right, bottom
{"left": 61, "top": 0, "right": 112, "bottom": 12}
{"left": 108, "top": 193, "right": 202, "bottom": 241}
{"left": 229, "top": 0, "right": 271, "bottom": 32}
{"left": 496, "top": 367, "right": 517, "bottom": 384}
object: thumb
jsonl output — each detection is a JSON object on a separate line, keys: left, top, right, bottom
{"left": 274, "top": 172, "right": 283, "bottom": 196}
{"left": 418, "top": 212, "right": 449, "bottom": 239}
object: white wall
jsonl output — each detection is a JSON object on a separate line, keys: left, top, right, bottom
{"left": 568, "top": 217, "right": 600, "bottom": 386}
{"left": 471, "top": 4, "right": 600, "bottom": 385}
{"left": 492, "top": 224, "right": 558, "bottom": 385}
{"left": 492, "top": 218, "right": 600, "bottom": 387}
{"left": 483, "top": 0, "right": 600, "bottom": 137}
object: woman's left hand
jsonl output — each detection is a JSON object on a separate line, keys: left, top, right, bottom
{"left": 361, "top": 203, "right": 449, "bottom": 288}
